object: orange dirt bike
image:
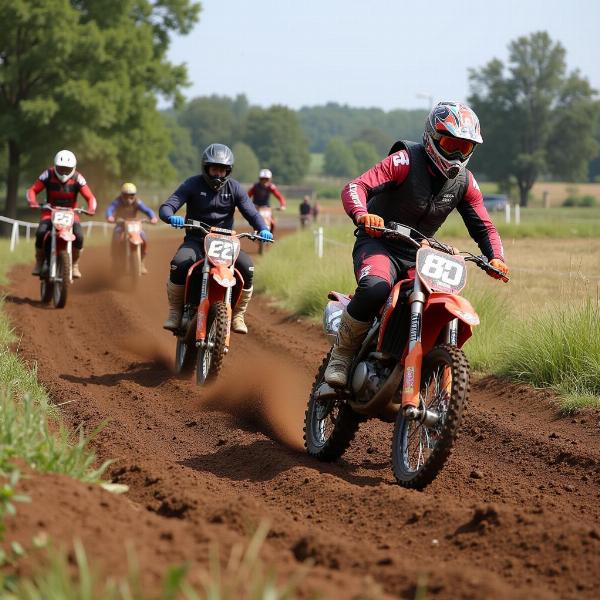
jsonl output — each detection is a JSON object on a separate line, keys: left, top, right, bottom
{"left": 113, "top": 218, "right": 152, "bottom": 283}
{"left": 36, "top": 205, "right": 93, "bottom": 308}
{"left": 304, "top": 222, "right": 509, "bottom": 489}
{"left": 173, "top": 220, "right": 272, "bottom": 385}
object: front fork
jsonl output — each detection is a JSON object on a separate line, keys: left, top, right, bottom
{"left": 401, "top": 277, "right": 458, "bottom": 410}
{"left": 195, "top": 265, "right": 233, "bottom": 350}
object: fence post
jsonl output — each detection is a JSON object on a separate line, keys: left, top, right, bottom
{"left": 317, "top": 227, "right": 324, "bottom": 258}
{"left": 103, "top": 222, "right": 108, "bottom": 237}
{"left": 87, "top": 221, "right": 93, "bottom": 237}
{"left": 515, "top": 204, "right": 521, "bottom": 225}
{"left": 505, "top": 204, "right": 511, "bottom": 224}
{"left": 26, "top": 224, "right": 31, "bottom": 241}
{"left": 9, "top": 222, "right": 19, "bottom": 252}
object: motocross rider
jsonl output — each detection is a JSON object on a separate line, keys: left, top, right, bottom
{"left": 160, "top": 143, "right": 273, "bottom": 334}
{"left": 27, "top": 150, "right": 97, "bottom": 278}
{"left": 324, "top": 101, "right": 510, "bottom": 387}
{"left": 106, "top": 182, "right": 158, "bottom": 274}
{"left": 248, "top": 168, "right": 286, "bottom": 233}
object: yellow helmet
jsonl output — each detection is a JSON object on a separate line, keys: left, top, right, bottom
{"left": 121, "top": 182, "right": 137, "bottom": 195}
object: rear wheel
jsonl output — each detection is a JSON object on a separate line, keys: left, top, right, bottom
{"left": 40, "top": 275, "right": 52, "bottom": 304}
{"left": 175, "top": 336, "right": 197, "bottom": 375}
{"left": 196, "top": 301, "right": 228, "bottom": 385}
{"left": 391, "top": 344, "right": 469, "bottom": 490}
{"left": 303, "top": 351, "right": 362, "bottom": 461}
{"left": 53, "top": 251, "right": 71, "bottom": 309}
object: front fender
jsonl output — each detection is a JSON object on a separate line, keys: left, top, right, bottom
{"left": 210, "top": 265, "right": 236, "bottom": 288}
{"left": 128, "top": 232, "right": 144, "bottom": 245}
{"left": 58, "top": 229, "right": 76, "bottom": 242}
{"left": 421, "top": 293, "right": 479, "bottom": 351}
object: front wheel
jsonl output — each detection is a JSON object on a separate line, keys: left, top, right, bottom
{"left": 303, "top": 351, "right": 362, "bottom": 461}
{"left": 129, "top": 244, "right": 142, "bottom": 286}
{"left": 196, "top": 301, "right": 228, "bottom": 385}
{"left": 391, "top": 344, "right": 469, "bottom": 490}
{"left": 40, "top": 263, "right": 52, "bottom": 304}
{"left": 53, "top": 251, "right": 71, "bottom": 309}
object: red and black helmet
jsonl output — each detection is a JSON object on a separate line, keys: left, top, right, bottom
{"left": 423, "top": 102, "right": 482, "bottom": 179}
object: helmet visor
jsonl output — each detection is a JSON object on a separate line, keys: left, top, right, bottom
{"left": 56, "top": 165, "right": 74, "bottom": 177}
{"left": 438, "top": 136, "right": 475, "bottom": 159}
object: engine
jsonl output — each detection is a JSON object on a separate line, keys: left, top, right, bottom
{"left": 351, "top": 359, "right": 390, "bottom": 403}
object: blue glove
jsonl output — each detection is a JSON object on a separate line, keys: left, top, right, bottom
{"left": 168, "top": 215, "right": 185, "bottom": 229}
{"left": 258, "top": 229, "right": 273, "bottom": 241}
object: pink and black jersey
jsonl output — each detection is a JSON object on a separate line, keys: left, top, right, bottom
{"left": 341, "top": 141, "right": 504, "bottom": 261}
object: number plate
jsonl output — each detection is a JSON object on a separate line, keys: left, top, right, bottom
{"left": 126, "top": 221, "right": 141, "bottom": 233}
{"left": 204, "top": 233, "right": 240, "bottom": 267}
{"left": 52, "top": 211, "right": 74, "bottom": 227}
{"left": 416, "top": 247, "right": 467, "bottom": 294}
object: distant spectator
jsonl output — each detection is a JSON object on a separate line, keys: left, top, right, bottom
{"left": 299, "top": 195, "right": 312, "bottom": 228}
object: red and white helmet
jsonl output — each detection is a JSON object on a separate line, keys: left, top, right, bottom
{"left": 54, "top": 150, "right": 77, "bottom": 183}
{"left": 259, "top": 168, "right": 272, "bottom": 180}
{"left": 423, "top": 102, "right": 482, "bottom": 179}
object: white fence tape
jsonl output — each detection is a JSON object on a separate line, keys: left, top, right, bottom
{"left": 0, "top": 215, "right": 112, "bottom": 252}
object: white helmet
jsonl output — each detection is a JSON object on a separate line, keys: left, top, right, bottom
{"left": 259, "top": 168, "right": 272, "bottom": 180}
{"left": 54, "top": 150, "right": 77, "bottom": 183}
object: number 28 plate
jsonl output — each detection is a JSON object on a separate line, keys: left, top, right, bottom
{"left": 416, "top": 247, "right": 467, "bottom": 294}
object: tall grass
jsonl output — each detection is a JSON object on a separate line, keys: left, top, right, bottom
{"left": 3, "top": 523, "right": 306, "bottom": 600}
{"left": 498, "top": 301, "right": 600, "bottom": 412}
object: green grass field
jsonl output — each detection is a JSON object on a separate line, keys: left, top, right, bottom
{"left": 256, "top": 221, "right": 600, "bottom": 413}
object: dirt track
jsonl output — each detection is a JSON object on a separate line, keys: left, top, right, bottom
{"left": 4, "top": 236, "right": 600, "bottom": 599}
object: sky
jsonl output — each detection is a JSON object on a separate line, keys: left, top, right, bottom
{"left": 167, "top": 0, "right": 600, "bottom": 111}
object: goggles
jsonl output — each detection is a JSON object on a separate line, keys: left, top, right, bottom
{"left": 438, "top": 135, "right": 475, "bottom": 159}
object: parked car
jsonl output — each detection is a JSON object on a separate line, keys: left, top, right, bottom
{"left": 483, "top": 194, "right": 508, "bottom": 212}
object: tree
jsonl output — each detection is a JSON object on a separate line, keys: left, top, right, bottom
{"left": 323, "top": 138, "right": 357, "bottom": 177}
{"left": 0, "top": 0, "right": 200, "bottom": 220}
{"left": 232, "top": 142, "right": 259, "bottom": 184}
{"left": 353, "top": 128, "right": 394, "bottom": 156}
{"left": 243, "top": 106, "right": 310, "bottom": 184}
{"left": 351, "top": 140, "right": 380, "bottom": 173}
{"left": 163, "top": 113, "right": 199, "bottom": 180}
{"left": 469, "top": 31, "right": 600, "bottom": 206}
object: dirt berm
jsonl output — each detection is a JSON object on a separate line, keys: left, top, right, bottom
{"left": 4, "top": 236, "right": 600, "bottom": 598}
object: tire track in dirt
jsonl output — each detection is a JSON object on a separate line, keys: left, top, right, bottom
{"left": 4, "top": 236, "right": 600, "bottom": 599}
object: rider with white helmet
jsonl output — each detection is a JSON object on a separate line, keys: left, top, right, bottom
{"left": 26, "top": 150, "right": 97, "bottom": 278}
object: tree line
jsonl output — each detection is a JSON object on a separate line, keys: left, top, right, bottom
{"left": 1, "top": 5, "right": 599, "bottom": 222}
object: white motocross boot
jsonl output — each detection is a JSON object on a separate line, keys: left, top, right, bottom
{"left": 324, "top": 309, "right": 371, "bottom": 388}
{"left": 231, "top": 287, "right": 253, "bottom": 334}
{"left": 163, "top": 280, "right": 185, "bottom": 331}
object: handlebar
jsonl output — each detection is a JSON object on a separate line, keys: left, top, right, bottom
{"left": 114, "top": 217, "right": 154, "bottom": 225}
{"left": 35, "top": 204, "right": 94, "bottom": 216}
{"left": 359, "top": 221, "right": 509, "bottom": 282}
{"left": 181, "top": 220, "right": 274, "bottom": 243}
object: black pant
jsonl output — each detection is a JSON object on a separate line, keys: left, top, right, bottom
{"left": 348, "top": 236, "right": 415, "bottom": 322}
{"left": 35, "top": 220, "right": 84, "bottom": 250}
{"left": 169, "top": 238, "right": 254, "bottom": 289}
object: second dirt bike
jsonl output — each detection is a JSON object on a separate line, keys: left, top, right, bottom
{"left": 304, "top": 222, "right": 508, "bottom": 489}
{"left": 172, "top": 220, "right": 272, "bottom": 385}
{"left": 113, "top": 218, "right": 152, "bottom": 284}
{"left": 36, "top": 205, "right": 92, "bottom": 309}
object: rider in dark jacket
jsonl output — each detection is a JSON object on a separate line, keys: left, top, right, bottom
{"left": 160, "top": 143, "right": 272, "bottom": 334}
{"left": 325, "top": 102, "right": 510, "bottom": 387}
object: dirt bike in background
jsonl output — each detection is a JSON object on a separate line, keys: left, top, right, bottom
{"left": 113, "top": 218, "right": 152, "bottom": 284}
{"left": 304, "top": 222, "right": 509, "bottom": 490}
{"left": 173, "top": 220, "right": 272, "bottom": 385}
{"left": 36, "top": 205, "right": 92, "bottom": 309}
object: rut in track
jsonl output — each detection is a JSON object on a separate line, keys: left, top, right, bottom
{"left": 4, "top": 236, "right": 600, "bottom": 599}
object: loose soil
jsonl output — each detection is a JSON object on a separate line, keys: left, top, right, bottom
{"left": 3, "top": 236, "right": 600, "bottom": 599}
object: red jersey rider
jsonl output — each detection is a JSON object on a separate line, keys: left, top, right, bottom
{"left": 27, "top": 150, "right": 97, "bottom": 278}
{"left": 324, "top": 101, "right": 510, "bottom": 387}
{"left": 248, "top": 169, "right": 286, "bottom": 232}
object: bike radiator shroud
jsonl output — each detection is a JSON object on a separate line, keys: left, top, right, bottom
{"left": 380, "top": 281, "right": 412, "bottom": 358}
